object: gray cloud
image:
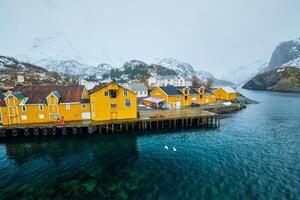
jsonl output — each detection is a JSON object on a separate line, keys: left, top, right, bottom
{"left": 0, "top": 0, "right": 299, "bottom": 77}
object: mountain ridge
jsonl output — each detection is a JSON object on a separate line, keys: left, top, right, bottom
{"left": 0, "top": 55, "right": 76, "bottom": 89}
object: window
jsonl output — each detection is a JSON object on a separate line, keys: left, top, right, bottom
{"left": 110, "top": 90, "right": 117, "bottom": 98}
{"left": 66, "top": 103, "right": 71, "bottom": 110}
{"left": 125, "top": 99, "right": 131, "bottom": 107}
{"left": 81, "top": 104, "right": 87, "bottom": 109}
{"left": 184, "top": 96, "right": 188, "bottom": 101}
{"left": 123, "top": 90, "right": 128, "bottom": 96}
{"left": 22, "top": 106, "right": 26, "bottom": 112}
{"left": 184, "top": 90, "right": 189, "bottom": 95}
{"left": 200, "top": 95, "right": 203, "bottom": 99}
{"left": 21, "top": 115, "right": 27, "bottom": 120}
{"left": 111, "top": 103, "right": 117, "bottom": 108}
{"left": 39, "top": 104, "right": 44, "bottom": 111}
{"left": 104, "top": 91, "right": 109, "bottom": 96}
{"left": 39, "top": 114, "right": 45, "bottom": 119}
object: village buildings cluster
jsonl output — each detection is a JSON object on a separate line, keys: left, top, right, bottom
{"left": 0, "top": 74, "right": 237, "bottom": 126}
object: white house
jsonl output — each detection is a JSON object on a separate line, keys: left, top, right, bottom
{"left": 79, "top": 79, "right": 98, "bottom": 90}
{"left": 148, "top": 75, "right": 192, "bottom": 88}
{"left": 127, "top": 83, "right": 148, "bottom": 98}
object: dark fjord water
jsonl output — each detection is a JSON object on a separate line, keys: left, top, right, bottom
{"left": 0, "top": 90, "right": 299, "bottom": 199}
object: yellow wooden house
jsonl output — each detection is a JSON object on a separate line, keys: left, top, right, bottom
{"left": 89, "top": 82, "right": 137, "bottom": 121}
{"left": 0, "top": 86, "right": 91, "bottom": 126}
{"left": 213, "top": 87, "right": 237, "bottom": 101}
{"left": 148, "top": 86, "right": 216, "bottom": 109}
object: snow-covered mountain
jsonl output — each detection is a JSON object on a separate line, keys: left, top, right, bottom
{"left": 14, "top": 34, "right": 232, "bottom": 85}
{"left": 0, "top": 55, "right": 75, "bottom": 88}
{"left": 16, "top": 34, "right": 117, "bottom": 77}
{"left": 268, "top": 37, "right": 300, "bottom": 69}
{"left": 154, "top": 58, "right": 195, "bottom": 76}
{"left": 35, "top": 58, "right": 114, "bottom": 77}
{"left": 153, "top": 58, "right": 233, "bottom": 85}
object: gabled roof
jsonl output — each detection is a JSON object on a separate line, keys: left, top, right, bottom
{"left": 12, "top": 85, "right": 86, "bottom": 104}
{"left": 11, "top": 92, "right": 25, "bottom": 99}
{"left": 159, "top": 86, "right": 182, "bottom": 95}
{"left": 143, "top": 97, "right": 165, "bottom": 103}
{"left": 222, "top": 86, "right": 236, "bottom": 93}
{"left": 127, "top": 83, "right": 148, "bottom": 92}
{"left": 51, "top": 91, "right": 61, "bottom": 98}
{"left": 89, "top": 82, "right": 135, "bottom": 95}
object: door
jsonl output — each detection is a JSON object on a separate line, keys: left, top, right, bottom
{"left": 49, "top": 105, "right": 58, "bottom": 113}
{"left": 81, "top": 112, "right": 91, "bottom": 120}
{"left": 49, "top": 105, "right": 59, "bottom": 121}
{"left": 8, "top": 106, "right": 18, "bottom": 125}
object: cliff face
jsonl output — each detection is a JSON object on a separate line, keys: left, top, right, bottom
{"left": 243, "top": 67, "right": 300, "bottom": 92}
{"left": 268, "top": 38, "right": 300, "bottom": 69}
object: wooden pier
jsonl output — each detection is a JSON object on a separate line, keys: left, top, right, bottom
{"left": 0, "top": 109, "right": 220, "bottom": 139}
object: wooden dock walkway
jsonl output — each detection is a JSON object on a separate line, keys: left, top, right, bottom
{"left": 0, "top": 109, "right": 220, "bottom": 138}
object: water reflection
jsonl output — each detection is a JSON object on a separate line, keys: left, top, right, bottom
{"left": 0, "top": 136, "right": 144, "bottom": 199}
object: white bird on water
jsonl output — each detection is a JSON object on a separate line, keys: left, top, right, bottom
{"left": 164, "top": 145, "right": 169, "bottom": 150}
{"left": 173, "top": 147, "right": 177, "bottom": 152}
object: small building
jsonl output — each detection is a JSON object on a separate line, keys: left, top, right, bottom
{"left": 89, "top": 82, "right": 137, "bottom": 121}
{"left": 143, "top": 97, "right": 164, "bottom": 109}
{"left": 115, "top": 79, "right": 129, "bottom": 88}
{"left": 79, "top": 78, "right": 98, "bottom": 90}
{"left": 17, "top": 75, "right": 25, "bottom": 85}
{"left": 213, "top": 87, "right": 237, "bottom": 101}
{"left": 127, "top": 83, "right": 148, "bottom": 98}
{"left": 149, "top": 85, "right": 216, "bottom": 109}
{"left": 0, "top": 86, "right": 90, "bottom": 126}
{"left": 148, "top": 75, "right": 192, "bottom": 88}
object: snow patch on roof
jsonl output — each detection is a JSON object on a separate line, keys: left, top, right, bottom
{"left": 222, "top": 86, "right": 236, "bottom": 93}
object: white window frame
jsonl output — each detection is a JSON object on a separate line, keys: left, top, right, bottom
{"left": 21, "top": 115, "right": 27, "bottom": 120}
{"left": 66, "top": 103, "right": 71, "bottom": 110}
{"left": 39, "top": 104, "right": 44, "bottom": 111}
{"left": 104, "top": 91, "right": 109, "bottom": 96}
{"left": 22, "top": 106, "right": 26, "bottom": 112}
{"left": 123, "top": 90, "right": 128, "bottom": 96}
{"left": 125, "top": 99, "right": 131, "bottom": 107}
{"left": 39, "top": 114, "right": 45, "bottom": 119}
{"left": 81, "top": 104, "right": 87, "bottom": 110}
{"left": 111, "top": 103, "right": 117, "bottom": 108}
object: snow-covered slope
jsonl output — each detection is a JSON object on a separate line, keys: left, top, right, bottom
{"left": 16, "top": 33, "right": 117, "bottom": 77}
{"left": 0, "top": 55, "right": 75, "bottom": 88}
{"left": 221, "top": 60, "right": 268, "bottom": 85}
{"left": 153, "top": 58, "right": 233, "bottom": 85}
{"left": 268, "top": 37, "right": 300, "bottom": 68}
{"left": 154, "top": 58, "right": 195, "bottom": 76}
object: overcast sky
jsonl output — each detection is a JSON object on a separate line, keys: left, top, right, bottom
{"left": 1, "top": 0, "right": 299, "bottom": 77}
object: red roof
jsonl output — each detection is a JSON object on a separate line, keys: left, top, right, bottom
{"left": 12, "top": 85, "right": 85, "bottom": 104}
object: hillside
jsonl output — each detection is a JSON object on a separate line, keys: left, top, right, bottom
{"left": 103, "top": 60, "right": 178, "bottom": 80}
{"left": 0, "top": 55, "right": 76, "bottom": 89}
{"left": 268, "top": 38, "right": 300, "bottom": 69}
{"left": 242, "top": 67, "right": 300, "bottom": 92}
